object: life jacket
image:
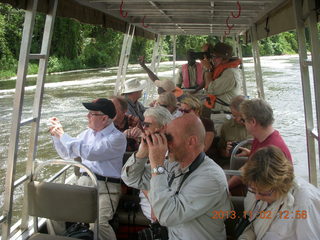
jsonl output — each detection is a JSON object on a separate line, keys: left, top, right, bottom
{"left": 182, "top": 62, "right": 203, "bottom": 88}
{"left": 213, "top": 58, "right": 242, "bottom": 80}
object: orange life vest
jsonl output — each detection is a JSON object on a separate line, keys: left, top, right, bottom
{"left": 213, "top": 58, "right": 242, "bottom": 80}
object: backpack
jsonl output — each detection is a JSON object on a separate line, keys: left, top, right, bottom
{"left": 63, "top": 222, "right": 93, "bottom": 240}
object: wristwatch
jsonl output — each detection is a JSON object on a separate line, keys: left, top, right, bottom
{"left": 152, "top": 166, "right": 165, "bottom": 175}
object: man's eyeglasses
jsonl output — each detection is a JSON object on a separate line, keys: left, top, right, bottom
{"left": 88, "top": 112, "right": 104, "bottom": 117}
{"left": 165, "top": 133, "right": 173, "bottom": 142}
{"left": 159, "top": 104, "right": 168, "bottom": 108}
{"left": 142, "top": 122, "right": 152, "bottom": 128}
{"left": 247, "top": 187, "right": 274, "bottom": 197}
{"left": 179, "top": 108, "right": 192, "bottom": 114}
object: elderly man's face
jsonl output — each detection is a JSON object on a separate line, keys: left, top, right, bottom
{"left": 142, "top": 116, "right": 161, "bottom": 135}
{"left": 87, "top": 111, "right": 108, "bottom": 131}
{"left": 231, "top": 107, "right": 243, "bottom": 125}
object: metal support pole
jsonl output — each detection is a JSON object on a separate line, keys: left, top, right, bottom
{"left": 21, "top": 0, "right": 59, "bottom": 230}
{"left": 250, "top": 25, "right": 265, "bottom": 99}
{"left": 151, "top": 34, "right": 161, "bottom": 73}
{"left": 172, "top": 35, "right": 177, "bottom": 81}
{"left": 306, "top": 0, "right": 320, "bottom": 178}
{"left": 2, "top": 0, "right": 38, "bottom": 238}
{"left": 293, "top": 0, "right": 318, "bottom": 186}
{"left": 236, "top": 35, "right": 247, "bottom": 96}
{"left": 115, "top": 24, "right": 135, "bottom": 95}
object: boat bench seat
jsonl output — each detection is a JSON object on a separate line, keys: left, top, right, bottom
{"left": 28, "top": 181, "right": 98, "bottom": 223}
{"left": 27, "top": 181, "right": 98, "bottom": 240}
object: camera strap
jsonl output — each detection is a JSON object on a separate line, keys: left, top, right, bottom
{"left": 168, "top": 152, "right": 206, "bottom": 194}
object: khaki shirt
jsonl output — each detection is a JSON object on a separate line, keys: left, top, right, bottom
{"left": 121, "top": 154, "right": 231, "bottom": 240}
{"left": 218, "top": 119, "right": 251, "bottom": 150}
{"left": 207, "top": 68, "right": 241, "bottom": 111}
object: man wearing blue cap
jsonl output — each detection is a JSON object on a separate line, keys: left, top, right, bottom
{"left": 49, "top": 98, "right": 127, "bottom": 240}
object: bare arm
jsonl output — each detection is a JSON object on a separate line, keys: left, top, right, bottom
{"left": 138, "top": 56, "right": 159, "bottom": 82}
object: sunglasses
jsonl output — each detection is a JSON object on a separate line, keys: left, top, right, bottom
{"left": 88, "top": 112, "right": 104, "bottom": 117}
{"left": 159, "top": 104, "right": 168, "bottom": 108}
{"left": 247, "top": 187, "right": 274, "bottom": 197}
{"left": 179, "top": 108, "right": 191, "bottom": 114}
{"left": 142, "top": 122, "right": 152, "bottom": 128}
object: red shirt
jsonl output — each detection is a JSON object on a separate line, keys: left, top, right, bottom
{"left": 251, "top": 130, "right": 293, "bottom": 163}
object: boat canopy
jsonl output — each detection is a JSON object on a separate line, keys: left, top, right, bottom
{"left": 1, "top": 0, "right": 319, "bottom": 39}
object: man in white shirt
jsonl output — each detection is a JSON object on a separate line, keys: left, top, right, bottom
{"left": 49, "top": 98, "right": 127, "bottom": 240}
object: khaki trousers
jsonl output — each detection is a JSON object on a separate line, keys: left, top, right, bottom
{"left": 78, "top": 176, "right": 121, "bottom": 240}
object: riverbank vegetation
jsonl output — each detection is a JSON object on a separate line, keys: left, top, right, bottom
{"left": 0, "top": 3, "right": 317, "bottom": 81}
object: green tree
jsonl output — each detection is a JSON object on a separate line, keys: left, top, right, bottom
{"left": 81, "top": 27, "right": 123, "bottom": 67}
{"left": 51, "top": 17, "right": 82, "bottom": 59}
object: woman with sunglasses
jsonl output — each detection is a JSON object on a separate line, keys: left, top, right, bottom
{"left": 238, "top": 146, "right": 320, "bottom": 240}
{"left": 179, "top": 95, "right": 215, "bottom": 153}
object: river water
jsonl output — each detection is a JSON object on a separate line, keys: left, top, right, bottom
{"left": 0, "top": 55, "right": 319, "bottom": 220}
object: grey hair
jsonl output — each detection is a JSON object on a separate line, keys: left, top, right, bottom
{"left": 144, "top": 106, "right": 173, "bottom": 127}
{"left": 230, "top": 95, "right": 246, "bottom": 111}
{"left": 157, "top": 92, "right": 177, "bottom": 108}
{"left": 240, "top": 98, "right": 274, "bottom": 127}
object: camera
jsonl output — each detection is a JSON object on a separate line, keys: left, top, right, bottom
{"left": 190, "top": 51, "right": 212, "bottom": 60}
{"left": 229, "top": 141, "right": 240, "bottom": 154}
{"left": 137, "top": 222, "right": 168, "bottom": 240}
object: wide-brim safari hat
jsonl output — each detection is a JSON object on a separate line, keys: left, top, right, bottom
{"left": 155, "top": 79, "right": 184, "bottom": 98}
{"left": 122, "top": 78, "right": 147, "bottom": 94}
{"left": 213, "top": 42, "right": 233, "bottom": 59}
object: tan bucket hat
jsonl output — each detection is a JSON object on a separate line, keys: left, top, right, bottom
{"left": 155, "top": 79, "right": 183, "bottom": 97}
{"left": 122, "top": 78, "right": 147, "bottom": 94}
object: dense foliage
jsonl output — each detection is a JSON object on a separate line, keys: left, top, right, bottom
{"left": 0, "top": 3, "right": 314, "bottom": 80}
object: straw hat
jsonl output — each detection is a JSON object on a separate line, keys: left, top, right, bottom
{"left": 155, "top": 79, "right": 184, "bottom": 98}
{"left": 122, "top": 78, "right": 147, "bottom": 94}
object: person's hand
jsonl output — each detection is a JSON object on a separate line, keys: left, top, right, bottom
{"left": 151, "top": 208, "right": 158, "bottom": 222}
{"left": 138, "top": 56, "right": 146, "bottom": 67}
{"left": 136, "top": 133, "right": 149, "bottom": 159}
{"left": 49, "top": 125, "right": 64, "bottom": 138}
{"left": 226, "top": 141, "right": 233, "bottom": 152}
{"left": 147, "top": 132, "right": 167, "bottom": 169}
{"left": 236, "top": 147, "right": 251, "bottom": 157}
{"left": 48, "top": 117, "right": 64, "bottom": 138}
{"left": 222, "top": 141, "right": 233, "bottom": 157}
{"left": 200, "top": 56, "right": 212, "bottom": 70}
{"left": 124, "top": 127, "right": 142, "bottom": 139}
{"left": 49, "top": 117, "right": 62, "bottom": 127}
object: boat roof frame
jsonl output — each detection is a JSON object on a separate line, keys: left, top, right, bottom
{"left": 1, "top": 0, "right": 318, "bottom": 40}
